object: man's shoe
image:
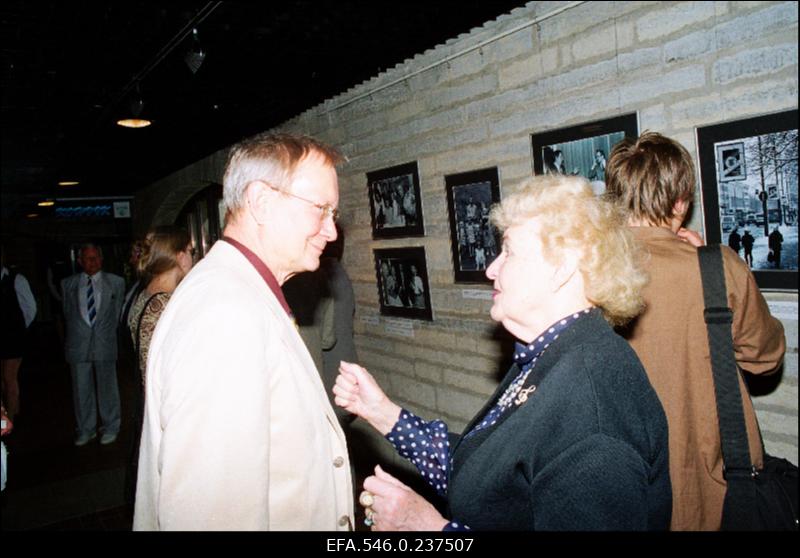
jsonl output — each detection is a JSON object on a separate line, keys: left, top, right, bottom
{"left": 100, "top": 432, "right": 118, "bottom": 445}
{"left": 74, "top": 432, "right": 97, "bottom": 447}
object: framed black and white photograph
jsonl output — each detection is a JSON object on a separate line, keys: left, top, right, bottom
{"left": 373, "top": 247, "right": 433, "bottom": 321}
{"left": 445, "top": 167, "right": 502, "bottom": 283}
{"left": 697, "top": 109, "right": 798, "bottom": 291}
{"left": 531, "top": 113, "right": 639, "bottom": 195}
{"left": 367, "top": 161, "right": 424, "bottom": 239}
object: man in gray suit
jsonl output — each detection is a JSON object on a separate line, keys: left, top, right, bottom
{"left": 62, "top": 243, "right": 125, "bottom": 446}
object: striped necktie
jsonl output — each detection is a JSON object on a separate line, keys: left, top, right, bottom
{"left": 87, "top": 276, "right": 96, "bottom": 326}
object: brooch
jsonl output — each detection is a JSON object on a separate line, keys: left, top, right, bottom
{"left": 514, "top": 385, "right": 536, "bottom": 406}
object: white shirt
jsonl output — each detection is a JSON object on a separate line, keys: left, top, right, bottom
{"left": 1, "top": 266, "right": 37, "bottom": 327}
{"left": 79, "top": 271, "right": 103, "bottom": 327}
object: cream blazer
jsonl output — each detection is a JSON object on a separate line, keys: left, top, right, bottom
{"left": 133, "top": 241, "right": 354, "bottom": 530}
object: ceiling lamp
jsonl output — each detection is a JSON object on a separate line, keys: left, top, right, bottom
{"left": 117, "top": 83, "right": 152, "bottom": 128}
{"left": 58, "top": 180, "right": 80, "bottom": 186}
{"left": 184, "top": 28, "right": 206, "bottom": 74}
{"left": 37, "top": 200, "right": 55, "bottom": 207}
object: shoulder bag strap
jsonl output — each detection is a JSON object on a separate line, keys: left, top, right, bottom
{"left": 697, "top": 245, "right": 755, "bottom": 475}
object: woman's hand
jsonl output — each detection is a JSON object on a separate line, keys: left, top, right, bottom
{"left": 362, "top": 465, "right": 449, "bottom": 531}
{"left": 677, "top": 227, "right": 704, "bottom": 247}
{"left": 333, "top": 361, "right": 401, "bottom": 435}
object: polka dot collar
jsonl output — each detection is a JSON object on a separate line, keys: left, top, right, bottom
{"left": 512, "top": 307, "right": 593, "bottom": 368}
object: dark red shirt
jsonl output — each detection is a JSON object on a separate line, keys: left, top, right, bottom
{"left": 221, "top": 236, "right": 293, "bottom": 319}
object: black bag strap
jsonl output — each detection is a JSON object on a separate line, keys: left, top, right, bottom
{"left": 697, "top": 245, "right": 755, "bottom": 476}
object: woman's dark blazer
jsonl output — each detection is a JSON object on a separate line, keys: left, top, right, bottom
{"left": 448, "top": 310, "right": 671, "bottom": 530}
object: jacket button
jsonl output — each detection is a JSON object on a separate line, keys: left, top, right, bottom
{"left": 333, "top": 456, "right": 345, "bottom": 468}
{"left": 338, "top": 515, "right": 351, "bottom": 529}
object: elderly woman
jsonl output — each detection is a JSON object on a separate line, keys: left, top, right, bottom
{"left": 335, "top": 175, "right": 672, "bottom": 531}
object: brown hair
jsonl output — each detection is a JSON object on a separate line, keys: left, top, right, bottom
{"left": 138, "top": 226, "right": 191, "bottom": 287}
{"left": 605, "top": 131, "right": 696, "bottom": 226}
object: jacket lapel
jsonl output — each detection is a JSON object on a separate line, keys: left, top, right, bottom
{"left": 71, "top": 275, "right": 83, "bottom": 318}
{"left": 98, "top": 274, "right": 112, "bottom": 321}
{"left": 221, "top": 242, "right": 347, "bottom": 444}
{"left": 452, "top": 363, "right": 520, "bottom": 455}
{"left": 268, "top": 280, "right": 348, "bottom": 443}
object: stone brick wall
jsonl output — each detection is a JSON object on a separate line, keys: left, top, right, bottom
{"left": 136, "top": 1, "right": 798, "bottom": 464}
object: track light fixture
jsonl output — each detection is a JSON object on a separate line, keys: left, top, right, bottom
{"left": 116, "top": 82, "right": 152, "bottom": 128}
{"left": 185, "top": 28, "right": 206, "bottom": 74}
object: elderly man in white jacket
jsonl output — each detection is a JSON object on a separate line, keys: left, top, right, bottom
{"left": 134, "top": 133, "right": 354, "bottom": 531}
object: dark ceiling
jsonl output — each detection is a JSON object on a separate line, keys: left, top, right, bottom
{"left": 1, "top": 0, "right": 529, "bottom": 218}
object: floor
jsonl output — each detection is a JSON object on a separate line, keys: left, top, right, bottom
{"left": 0, "top": 321, "right": 392, "bottom": 532}
{"left": 1, "top": 322, "right": 137, "bottom": 531}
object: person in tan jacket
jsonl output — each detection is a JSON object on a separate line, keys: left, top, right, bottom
{"left": 605, "top": 131, "right": 785, "bottom": 531}
{"left": 134, "top": 134, "right": 353, "bottom": 530}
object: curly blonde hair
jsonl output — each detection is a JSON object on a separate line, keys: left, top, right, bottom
{"left": 490, "top": 175, "right": 648, "bottom": 326}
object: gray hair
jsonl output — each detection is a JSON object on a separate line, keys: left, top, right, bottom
{"left": 222, "top": 132, "right": 345, "bottom": 220}
{"left": 78, "top": 243, "right": 103, "bottom": 258}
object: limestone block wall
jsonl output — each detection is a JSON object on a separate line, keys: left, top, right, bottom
{"left": 137, "top": 1, "right": 798, "bottom": 464}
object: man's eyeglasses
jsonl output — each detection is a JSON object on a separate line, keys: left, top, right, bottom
{"left": 266, "top": 183, "right": 339, "bottom": 222}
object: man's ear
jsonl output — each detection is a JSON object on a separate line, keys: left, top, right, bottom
{"left": 244, "top": 180, "right": 271, "bottom": 225}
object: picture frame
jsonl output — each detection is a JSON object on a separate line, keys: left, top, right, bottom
{"left": 697, "top": 109, "right": 798, "bottom": 291}
{"left": 445, "top": 167, "right": 502, "bottom": 283}
{"left": 367, "top": 161, "right": 424, "bottom": 239}
{"left": 531, "top": 113, "right": 639, "bottom": 195}
{"left": 373, "top": 247, "right": 433, "bottom": 321}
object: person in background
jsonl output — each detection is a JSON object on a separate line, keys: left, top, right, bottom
{"left": 285, "top": 225, "right": 358, "bottom": 427}
{"left": 727, "top": 226, "right": 742, "bottom": 256}
{"left": 124, "top": 226, "right": 193, "bottom": 514}
{"left": 741, "top": 229, "right": 755, "bottom": 267}
{"left": 408, "top": 264, "right": 425, "bottom": 308}
{"left": 605, "top": 131, "right": 785, "bottom": 530}
{"left": 134, "top": 133, "right": 353, "bottom": 530}
{"left": 1, "top": 246, "right": 37, "bottom": 422}
{"left": 768, "top": 226, "right": 783, "bottom": 269}
{"left": 543, "top": 147, "right": 565, "bottom": 175}
{"left": 120, "top": 239, "right": 145, "bottom": 332}
{"left": 588, "top": 149, "right": 607, "bottom": 182}
{"left": 61, "top": 244, "right": 125, "bottom": 447}
{"left": 336, "top": 175, "right": 671, "bottom": 531}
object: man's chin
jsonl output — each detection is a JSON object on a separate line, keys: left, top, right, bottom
{"left": 304, "top": 255, "right": 321, "bottom": 272}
